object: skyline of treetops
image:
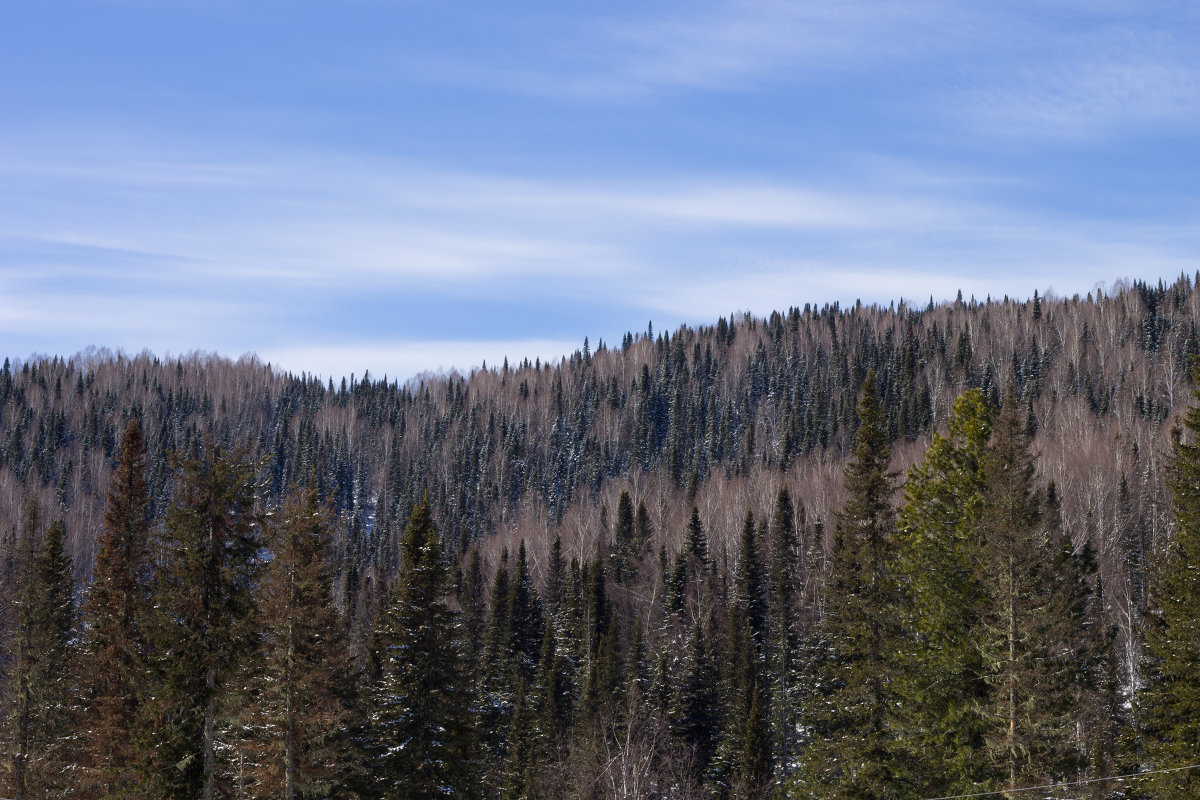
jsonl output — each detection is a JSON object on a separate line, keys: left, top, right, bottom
{"left": 3, "top": 276, "right": 1200, "bottom": 798}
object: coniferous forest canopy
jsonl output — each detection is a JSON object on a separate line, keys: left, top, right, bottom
{"left": 7, "top": 276, "right": 1200, "bottom": 798}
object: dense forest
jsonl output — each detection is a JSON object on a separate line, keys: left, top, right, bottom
{"left": 4, "top": 275, "right": 1200, "bottom": 798}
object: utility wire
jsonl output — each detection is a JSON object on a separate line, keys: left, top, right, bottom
{"left": 923, "top": 761, "right": 1200, "bottom": 799}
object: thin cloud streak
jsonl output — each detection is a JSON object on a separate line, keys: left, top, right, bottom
{"left": 4, "top": 134, "right": 1199, "bottom": 378}
{"left": 397, "top": 2, "right": 1200, "bottom": 142}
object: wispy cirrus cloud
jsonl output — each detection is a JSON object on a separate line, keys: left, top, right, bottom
{"left": 407, "top": 0, "right": 974, "bottom": 100}
{"left": 400, "top": 1, "right": 1200, "bottom": 143}
{"left": 958, "top": 19, "right": 1200, "bottom": 140}
{"left": 3, "top": 130, "right": 1198, "bottom": 381}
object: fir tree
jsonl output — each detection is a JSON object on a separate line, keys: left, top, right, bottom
{"left": 2, "top": 502, "right": 76, "bottom": 800}
{"left": 895, "top": 389, "right": 993, "bottom": 795}
{"left": 767, "top": 487, "right": 800, "bottom": 776}
{"left": 734, "top": 509, "right": 767, "bottom": 657}
{"left": 365, "top": 498, "right": 480, "bottom": 800}
{"left": 634, "top": 500, "right": 653, "bottom": 550}
{"left": 3, "top": 497, "right": 41, "bottom": 800}
{"left": 78, "top": 418, "right": 151, "bottom": 799}
{"left": 29, "top": 518, "right": 75, "bottom": 795}
{"left": 614, "top": 490, "right": 635, "bottom": 580}
{"left": 249, "top": 486, "right": 354, "bottom": 799}
{"left": 686, "top": 506, "right": 708, "bottom": 564}
{"left": 460, "top": 547, "right": 486, "bottom": 665}
{"left": 1140, "top": 361, "right": 1200, "bottom": 797}
{"left": 508, "top": 541, "right": 544, "bottom": 687}
{"left": 794, "top": 370, "right": 908, "bottom": 799}
{"left": 672, "top": 615, "right": 721, "bottom": 773}
{"left": 976, "top": 386, "right": 1090, "bottom": 791}
{"left": 737, "top": 681, "right": 771, "bottom": 800}
{"left": 544, "top": 536, "right": 564, "bottom": 621}
{"left": 136, "top": 443, "right": 261, "bottom": 800}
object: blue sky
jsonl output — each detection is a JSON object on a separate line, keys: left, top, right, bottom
{"left": 3, "top": 1, "right": 1199, "bottom": 380}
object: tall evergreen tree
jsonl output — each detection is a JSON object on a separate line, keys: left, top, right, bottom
{"left": 136, "top": 443, "right": 261, "bottom": 800}
{"left": 634, "top": 500, "right": 653, "bottom": 550}
{"left": 614, "top": 490, "right": 635, "bottom": 580}
{"left": 460, "top": 547, "right": 486, "bottom": 666}
{"left": 767, "top": 487, "right": 800, "bottom": 776}
{"left": 686, "top": 506, "right": 709, "bottom": 565}
{"left": 976, "top": 386, "right": 1091, "bottom": 792}
{"left": 794, "top": 370, "right": 908, "bottom": 799}
{"left": 508, "top": 541, "right": 544, "bottom": 687}
{"left": 2, "top": 502, "right": 76, "bottom": 800}
{"left": 365, "top": 497, "right": 480, "bottom": 800}
{"left": 3, "top": 497, "right": 42, "bottom": 800}
{"left": 249, "top": 486, "right": 354, "bottom": 799}
{"left": 895, "top": 389, "right": 993, "bottom": 796}
{"left": 1140, "top": 362, "right": 1200, "bottom": 797}
{"left": 78, "top": 418, "right": 151, "bottom": 799}
{"left": 672, "top": 615, "right": 721, "bottom": 773}
{"left": 734, "top": 509, "right": 767, "bottom": 657}
{"left": 737, "top": 681, "right": 771, "bottom": 800}
{"left": 29, "top": 518, "right": 75, "bottom": 796}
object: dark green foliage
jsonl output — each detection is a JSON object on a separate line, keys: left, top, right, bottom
{"left": 249, "top": 486, "right": 355, "bottom": 799}
{"left": 1140, "top": 362, "right": 1200, "bottom": 798}
{"left": 737, "top": 682, "right": 771, "bottom": 800}
{"left": 136, "top": 444, "right": 261, "bottom": 800}
{"left": 975, "top": 389, "right": 1093, "bottom": 791}
{"left": 895, "top": 389, "right": 993, "bottom": 795}
{"left": 897, "top": 387, "right": 1100, "bottom": 797}
{"left": 460, "top": 547, "right": 486, "bottom": 664}
{"left": 634, "top": 500, "right": 652, "bottom": 550}
{"left": 735, "top": 510, "right": 767, "bottom": 656}
{"left": 614, "top": 491, "right": 635, "bottom": 580}
{"left": 794, "top": 370, "right": 909, "bottom": 799}
{"left": 3, "top": 284, "right": 1200, "bottom": 799}
{"left": 365, "top": 498, "right": 480, "bottom": 800}
{"left": 534, "top": 616, "right": 572, "bottom": 745}
{"left": 77, "top": 418, "right": 151, "bottom": 799}
{"left": 508, "top": 541, "right": 545, "bottom": 687}
{"left": 672, "top": 615, "right": 721, "bottom": 772}
{"left": 767, "top": 487, "right": 800, "bottom": 776}
{"left": 2, "top": 503, "right": 77, "bottom": 799}
{"left": 686, "top": 506, "right": 708, "bottom": 564}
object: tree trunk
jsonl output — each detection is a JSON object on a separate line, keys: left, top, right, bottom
{"left": 1007, "top": 554, "right": 1016, "bottom": 796}
{"left": 204, "top": 663, "right": 216, "bottom": 800}
{"left": 285, "top": 604, "right": 296, "bottom": 800}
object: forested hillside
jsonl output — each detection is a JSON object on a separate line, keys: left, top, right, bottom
{"left": 3, "top": 275, "right": 1200, "bottom": 798}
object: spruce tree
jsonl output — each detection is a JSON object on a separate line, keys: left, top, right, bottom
{"left": 768, "top": 487, "right": 800, "bottom": 776}
{"left": 249, "top": 486, "right": 354, "bottom": 799}
{"left": 794, "top": 370, "right": 908, "bottom": 799}
{"left": 508, "top": 541, "right": 544, "bottom": 687}
{"left": 460, "top": 547, "right": 486, "bottom": 665}
{"left": 2, "top": 502, "right": 77, "bottom": 800}
{"left": 136, "top": 443, "right": 261, "bottom": 800}
{"left": 614, "top": 490, "right": 635, "bottom": 580}
{"left": 895, "top": 389, "right": 993, "bottom": 795}
{"left": 672, "top": 615, "right": 721, "bottom": 773}
{"left": 3, "top": 497, "right": 42, "bottom": 800}
{"left": 78, "top": 418, "right": 151, "bottom": 799}
{"left": 634, "top": 500, "right": 653, "bottom": 550}
{"left": 975, "top": 385, "right": 1090, "bottom": 792}
{"left": 480, "top": 548, "right": 513, "bottom": 792}
{"left": 29, "top": 518, "right": 75, "bottom": 795}
{"left": 1140, "top": 362, "right": 1200, "bottom": 797}
{"left": 734, "top": 509, "right": 767, "bottom": 657}
{"left": 737, "top": 681, "right": 771, "bottom": 800}
{"left": 686, "top": 506, "right": 708, "bottom": 564}
{"left": 365, "top": 497, "right": 480, "bottom": 800}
